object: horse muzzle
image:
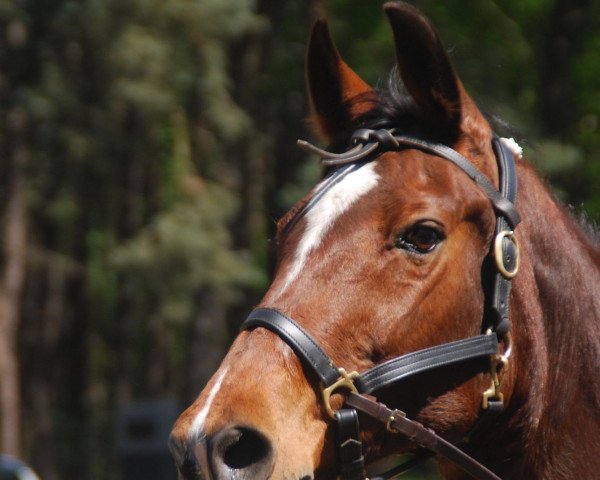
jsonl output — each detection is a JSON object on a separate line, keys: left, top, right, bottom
{"left": 173, "top": 424, "right": 315, "bottom": 480}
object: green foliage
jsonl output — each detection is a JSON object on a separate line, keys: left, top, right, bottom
{"left": 110, "top": 178, "right": 265, "bottom": 326}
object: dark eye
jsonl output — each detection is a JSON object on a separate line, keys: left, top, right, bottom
{"left": 395, "top": 224, "right": 444, "bottom": 254}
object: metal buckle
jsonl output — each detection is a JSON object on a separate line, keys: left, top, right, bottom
{"left": 386, "top": 409, "right": 406, "bottom": 433}
{"left": 486, "top": 329, "right": 513, "bottom": 361}
{"left": 494, "top": 230, "right": 520, "bottom": 279}
{"left": 482, "top": 354, "right": 509, "bottom": 410}
{"left": 322, "top": 368, "right": 359, "bottom": 419}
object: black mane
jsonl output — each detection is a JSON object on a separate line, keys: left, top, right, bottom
{"left": 329, "top": 69, "right": 457, "bottom": 153}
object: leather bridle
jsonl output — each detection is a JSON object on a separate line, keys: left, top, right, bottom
{"left": 241, "top": 129, "right": 521, "bottom": 480}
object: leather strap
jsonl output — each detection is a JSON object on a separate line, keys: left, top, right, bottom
{"left": 335, "top": 409, "right": 366, "bottom": 480}
{"left": 243, "top": 307, "right": 341, "bottom": 386}
{"left": 242, "top": 308, "right": 504, "bottom": 479}
{"left": 243, "top": 308, "right": 499, "bottom": 395}
{"left": 356, "top": 334, "right": 498, "bottom": 394}
{"left": 243, "top": 131, "right": 520, "bottom": 480}
{"left": 346, "top": 393, "right": 502, "bottom": 480}
{"left": 390, "top": 134, "right": 520, "bottom": 229}
{"left": 369, "top": 450, "right": 435, "bottom": 480}
{"left": 298, "top": 129, "right": 521, "bottom": 229}
{"left": 489, "top": 137, "right": 519, "bottom": 336}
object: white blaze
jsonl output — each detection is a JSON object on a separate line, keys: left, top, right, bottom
{"left": 188, "top": 368, "right": 229, "bottom": 441}
{"left": 278, "top": 162, "right": 380, "bottom": 294}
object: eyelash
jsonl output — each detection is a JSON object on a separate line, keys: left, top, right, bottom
{"left": 394, "top": 223, "right": 445, "bottom": 254}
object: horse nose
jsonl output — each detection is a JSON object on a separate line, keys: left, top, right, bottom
{"left": 209, "top": 425, "right": 274, "bottom": 479}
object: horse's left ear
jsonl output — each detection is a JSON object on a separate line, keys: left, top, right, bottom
{"left": 306, "top": 20, "right": 378, "bottom": 141}
{"left": 384, "top": 2, "right": 485, "bottom": 135}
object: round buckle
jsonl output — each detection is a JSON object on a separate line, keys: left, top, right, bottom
{"left": 494, "top": 230, "right": 520, "bottom": 279}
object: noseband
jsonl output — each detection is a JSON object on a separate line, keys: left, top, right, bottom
{"left": 241, "top": 129, "right": 520, "bottom": 480}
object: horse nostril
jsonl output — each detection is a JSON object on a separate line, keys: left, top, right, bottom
{"left": 209, "top": 426, "right": 274, "bottom": 479}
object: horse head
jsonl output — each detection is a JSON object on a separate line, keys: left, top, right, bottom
{"left": 170, "top": 2, "right": 600, "bottom": 479}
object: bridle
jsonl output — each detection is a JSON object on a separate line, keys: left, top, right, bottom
{"left": 241, "top": 128, "right": 521, "bottom": 480}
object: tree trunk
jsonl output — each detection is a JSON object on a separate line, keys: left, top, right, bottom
{"left": 538, "top": 0, "right": 593, "bottom": 137}
{"left": 0, "top": 145, "right": 28, "bottom": 456}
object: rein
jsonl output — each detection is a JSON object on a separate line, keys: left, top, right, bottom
{"left": 241, "top": 129, "right": 520, "bottom": 480}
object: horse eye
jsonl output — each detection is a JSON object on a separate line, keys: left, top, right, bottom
{"left": 395, "top": 224, "right": 444, "bottom": 254}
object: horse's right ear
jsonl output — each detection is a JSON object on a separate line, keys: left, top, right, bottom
{"left": 306, "top": 20, "right": 377, "bottom": 141}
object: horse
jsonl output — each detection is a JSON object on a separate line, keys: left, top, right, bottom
{"left": 169, "top": 2, "right": 600, "bottom": 479}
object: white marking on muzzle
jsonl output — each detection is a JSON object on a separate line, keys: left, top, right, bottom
{"left": 277, "top": 162, "right": 380, "bottom": 295}
{"left": 188, "top": 368, "right": 229, "bottom": 441}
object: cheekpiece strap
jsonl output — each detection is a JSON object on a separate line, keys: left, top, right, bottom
{"left": 489, "top": 137, "right": 519, "bottom": 336}
{"left": 335, "top": 409, "right": 366, "bottom": 480}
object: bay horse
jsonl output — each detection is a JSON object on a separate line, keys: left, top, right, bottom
{"left": 170, "top": 3, "right": 600, "bottom": 479}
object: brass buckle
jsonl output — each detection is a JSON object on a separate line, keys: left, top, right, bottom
{"left": 486, "top": 329, "right": 513, "bottom": 361}
{"left": 482, "top": 384, "right": 503, "bottom": 410}
{"left": 386, "top": 409, "right": 406, "bottom": 433}
{"left": 482, "top": 354, "right": 509, "bottom": 409}
{"left": 494, "top": 230, "right": 520, "bottom": 279}
{"left": 322, "top": 368, "right": 359, "bottom": 419}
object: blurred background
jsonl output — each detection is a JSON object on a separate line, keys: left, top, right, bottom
{"left": 0, "top": 0, "right": 598, "bottom": 478}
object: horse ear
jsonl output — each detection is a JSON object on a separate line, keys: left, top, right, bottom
{"left": 306, "top": 20, "right": 377, "bottom": 141}
{"left": 384, "top": 2, "right": 467, "bottom": 131}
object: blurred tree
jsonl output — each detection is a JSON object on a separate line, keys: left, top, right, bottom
{"left": 2, "top": 0, "right": 265, "bottom": 477}
{"left": 0, "top": 2, "right": 33, "bottom": 459}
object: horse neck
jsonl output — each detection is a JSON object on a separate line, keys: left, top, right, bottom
{"left": 516, "top": 162, "right": 599, "bottom": 375}
{"left": 501, "top": 161, "right": 600, "bottom": 478}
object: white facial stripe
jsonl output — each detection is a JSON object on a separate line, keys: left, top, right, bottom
{"left": 279, "top": 162, "right": 380, "bottom": 293}
{"left": 188, "top": 368, "right": 229, "bottom": 441}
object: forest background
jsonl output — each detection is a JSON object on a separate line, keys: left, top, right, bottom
{"left": 0, "top": 0, "right": 598, "bottom": 478}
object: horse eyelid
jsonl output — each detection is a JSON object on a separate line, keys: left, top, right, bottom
{"left": 394, "top": 221, "right": 445, "bottom": 254}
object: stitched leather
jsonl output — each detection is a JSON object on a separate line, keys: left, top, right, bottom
{"left": 489, "top": 137, "right": 519, "bottom": 336}
{"left": 335, "top": 409, "right": 366, "bottom": 480}
{"left": 242, "top": 309, "right": 499, "bottom": 394}
{"left": 392, "top": 134, "right": 520, "bottom": 229}
{"left": 298, "top": 129, "right": 521, "bottom": 229}
{"left": 242, "top": 307, "right": 341, "bottom": 386}
{"left": 355, "top": 335, "right": 498, "bottom": 394}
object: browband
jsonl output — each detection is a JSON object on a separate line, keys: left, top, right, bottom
{"left": 298, "top": 129, "right": 521, "bottom": 229}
